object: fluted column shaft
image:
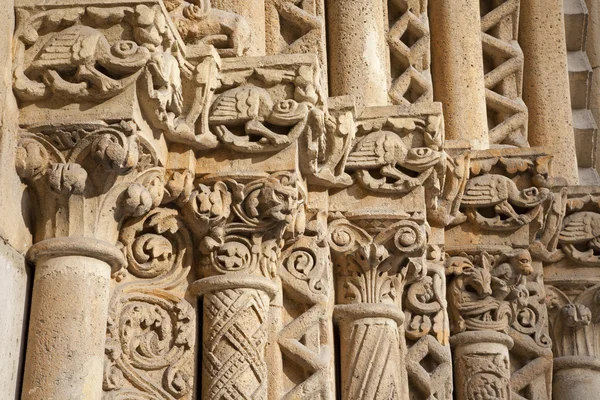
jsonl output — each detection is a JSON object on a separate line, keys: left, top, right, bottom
{"left": 326, "top": 0, "right": 389, "bottom": 107}
{"left": 519, "top": 0, "right": 579, "bottom": 184}
{"left": 429, "top": 0, "right": 489, "bottom": 149}
{"left": 21, "top": 238, "right": 124, "bottom": 400}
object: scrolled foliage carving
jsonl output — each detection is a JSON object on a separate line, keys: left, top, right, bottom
{"left": 104, "top": 208, "right": 195, "bottom": 399}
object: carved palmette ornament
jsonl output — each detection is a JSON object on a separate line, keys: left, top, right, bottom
{"left": 104, "top": 208, "right": 195, "bottom": 399}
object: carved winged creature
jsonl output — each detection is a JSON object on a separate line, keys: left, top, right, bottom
{"left": 461, "top": 174, "right": 549, "bottom": 224}
{"left": 345, "top": 130, "right": 440, "bottom": 187}
{"left": 173, "top": 0, "right": 251, "bottom": 57}
{"left": 558, "top": 212, "right": 600, "bottom": 266}
{"left": 28, "top": 26, "right": 151, "bottom": 94}
{"left": 210, "top": 86, "right": 310, "bottom": 148}
{"left": 559, "top": 212, "right": 600, "bottom": 250}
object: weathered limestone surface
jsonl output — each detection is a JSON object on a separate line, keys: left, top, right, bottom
{"left": 3, "top": 0, "right": 600, "bottom": 399}
{"left": 0, "top": 0, "right": 31, "bottom": 398}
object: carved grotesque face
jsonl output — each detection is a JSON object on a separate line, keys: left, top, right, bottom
{"left": 463, "top": 266, "right": 493, "bottom": 298}
{"left": 447, "top": 257, "right": 493, "bottom": 297}
{"left": 511, "top": 249, "right": 533, "bottom": 275}
{"left": 244, "top": 179, "right": 299, "bottom": 224}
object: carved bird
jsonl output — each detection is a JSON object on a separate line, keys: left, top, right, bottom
{"left": 210, "top": 86, "right": 309, "bottom": 145}
{"left": 345, "top": 130, "right": 440, "bottom": 181}
{"left": 559, "top": 212, "right": 600, "bottom": 250}
{"left": 461, "top": 175, "right": 549, "bottom": 222}
{"left": 28, "top": 26, "right": 150, "bottom": 93}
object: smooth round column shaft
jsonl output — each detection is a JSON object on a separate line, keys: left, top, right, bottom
{"left": 21, "top": 238, "right": 122, "bottom": 400}
{"left": 553, "top": 357, "right": 600, "bottom": 400}
{"left": 451, "top": 331, "right": 513, "bottom": 400}
{"left": 326, "top": 0, "right": 389, "bottom": 107}
{"left": 429, "top": 0, "right": 489, "bottom": 149}
{"left": 212, "top": 0, "right": 265, "bottom": 56}
{"left": 519, "top": 0, "right": 579, "bottom": 185}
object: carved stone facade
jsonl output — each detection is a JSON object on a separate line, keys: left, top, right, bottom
{"left": 2, "top": 0, "right": 600, "bottom": 399}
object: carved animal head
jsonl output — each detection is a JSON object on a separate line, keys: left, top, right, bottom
{"left": 240, "top": 175, "right": 300, "bottom": 225}
{"left": 560, "top": 304, "right": 592, "bottom": 328}
{"left": 446, "top": 255, "right": 493, "bottom": 298}
{"left": 512, "top": 186, "right": 549, "bottom": 207}
{"left": 402, "top": 147, "right": 441, "bottom": 171}
{"left": 267, "top": 99, "right": 310, "bottom": 126}
{"left": 508, "top": 249, "right": 533, "bottom": 276}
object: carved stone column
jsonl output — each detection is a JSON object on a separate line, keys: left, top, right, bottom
{"left": 520, "top": 0, "right": 579, "bottom": 184}
{"left": 444, "top": 148, "right": 560, "bottom": 400}
{"left": 189, "top": 173, "right": 302, "bottom": 399}
{"left": 326, "top": 0, "right": 389, "bottom": 106}
{"left": 452, "top": 331, "right": 514, "bottom": 400}
{"left": 480, "top": 0, "right": 528, "bottom": 147}
{"left": 12, "top": 2, "right": 176, "bottom": 396}
{"left": 544, "top": 186, "right": 600, "bottom": 399}
{"left": 23, "top": 239, "right": 123, "bottom": 399}
{"left": 429, "top": 0, "right": 489, "bottom": 149}
{"left": 329, "top": 219, "right": 427, "bottom": 400}
{"left": 445, "top": 251, "right": 519, "bottom": 400}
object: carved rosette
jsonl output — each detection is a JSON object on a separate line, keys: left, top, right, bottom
{"left": 188, "top": 172, "right": 303, "bottom": 399}
{"left": 329, "top": 218, "right": 428, "bottom": 400}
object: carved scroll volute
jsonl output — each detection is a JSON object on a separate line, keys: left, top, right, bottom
{"left": 15, "top": 123, "right": 164, "bottom": 246}
{"left": 104, "top": 208, "right": 196, "bottom": 399}
{"left": 328, "top": 218, "right": 428, "bottom": 400}
{"left": 188, "top": 172, "right": 303, "bottom": 400}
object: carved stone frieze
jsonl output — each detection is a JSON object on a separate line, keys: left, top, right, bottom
{"left": 13, "top": 0, "right": 182, "bottom": 107}
{"left": 7, "top": 0, "right": 597, "bottom": 398}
